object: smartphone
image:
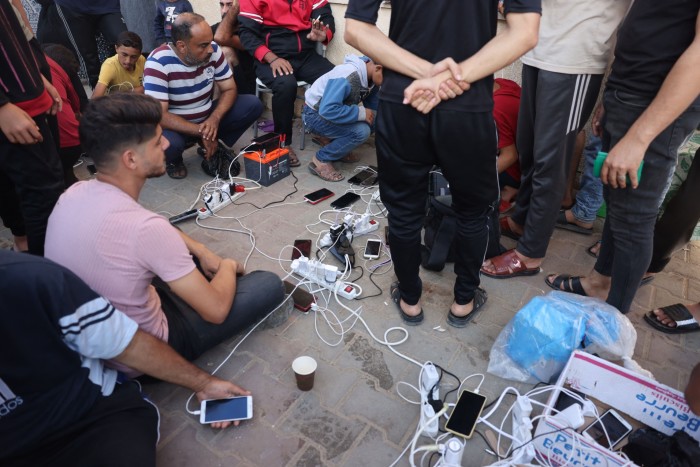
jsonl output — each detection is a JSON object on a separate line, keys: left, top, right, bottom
{"left": 593, "top": 151, "right": 644, "bottom": 183}
{"left": 348, "top": 166, "right": 378, "bottom": 186}
{"left": 445, "top": 389, "right": 487, "bottom": 439}
{"left": 582, "top": 408, "right": 633, "bottom": 449}
{"left": 554, "top": 388, "right": 586, "bottom": 413}
{"left": 330, "top": 192, "right": 361, "bottom": 209}
{"left": 363, "top": 239, "right": 382, "bottom": 259}
{"left": 199, "top": 396, "right": 253, "bottom": 424}
{"left": 292, "top": 239, "right": 312, "bottom": 260}
{"left": 304, "top": 188, "right": 334, "bottom": 205}
{"left": 284, "top": 280, "right": 316, "bottom": 313}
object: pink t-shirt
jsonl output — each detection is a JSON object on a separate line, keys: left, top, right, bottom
{"left": 46, "top": 180, "right": 195, "bottom": 372}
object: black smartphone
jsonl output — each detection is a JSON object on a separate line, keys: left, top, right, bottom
{"left": 348, "top": 166, "right": 378, "bottom": 186}
{"left": 445, "top": 389, "right": 487, "bottom": 439}
{"left": 284, "top": 280, "right": 316, "bottom": 313}
{"left": 304, "top": 188, "right": 334, "bottom": 205}
{"left": 292, "top": 239, "right": 312, "bottom": 260}
{"left": 554, "top": 389, "right": 586, "bottom": 413}
{"left": 330, "top": 192, "right": 361, "bottom": 209}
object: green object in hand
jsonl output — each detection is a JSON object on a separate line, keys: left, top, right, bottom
{"left": 593, "top": 151, "right": 644, "bottom": 184}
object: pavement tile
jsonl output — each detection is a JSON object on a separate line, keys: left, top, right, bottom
{"left": 155, "top": 423, "right": 237, "bottom": 467}
{"left": 342, "top": 427, "right": 403, "bottom": 467}
{"left": 293, "top": 445, "right": 325, "bottom": 467}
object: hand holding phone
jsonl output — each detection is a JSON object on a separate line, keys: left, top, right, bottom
{"left": 593, "top": 151, "right": 644, "bottom": 184}
{"left": 200, "top": 396, "right": 253, "bottom": 425}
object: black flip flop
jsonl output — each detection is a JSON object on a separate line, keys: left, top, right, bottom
{"left": 545, "top": 274, "right": 587, "bottom": 297}
{"left": 447, "top": 288, "right": 487, "bottom": 328}
{"left": 643, "top": 304, "right": 700, "bottom": 334}
{"left": 390, "top": 281, "right": 423, "bottom": 325}
{"left": 554, "top": 210, "right": 593, "bottom": 235}
{"left": 166, "top": 161, "right": 187, "bottom": 179}
{"left": 586, "top": 240, "right": 601, "bottom": 259}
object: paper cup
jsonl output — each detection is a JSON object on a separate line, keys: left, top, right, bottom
{"left": 292, "top": 356, "right": 317, "bottom": 391}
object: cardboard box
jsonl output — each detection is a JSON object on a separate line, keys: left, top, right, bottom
{"left": 532, "top": 350, "right": 699, "bottom": 466}
{"left": 243, "top": 147, "right": 290, "bottom": 187}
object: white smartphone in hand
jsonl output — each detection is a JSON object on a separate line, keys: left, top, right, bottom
{"left": 199, "top": 396, "right": 253, "bottom": 424}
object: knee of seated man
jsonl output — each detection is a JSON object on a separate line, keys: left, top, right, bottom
{"left": 351, "top": 123, "right": 371, "bottom": 143}
{"left": 270, "top": 74, "right": 301, "bottom": 96}
{"left": 239, "top": 270, "right": 285, "bottom": 305}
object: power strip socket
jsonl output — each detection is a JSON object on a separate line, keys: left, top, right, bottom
{"left": 421, "top": 363, "right": 440, "bottom": 402}
{"left": 420, "top": 402, "right": 438, "bottom": 438}
{"left": 353, "top": 216, "right": 379, "bottom": 237}
{"left": 198, "top": 191, "right": 245, "bottom": 219}
{"left": 291, "top": 257, "right": 359, "bottom": 299}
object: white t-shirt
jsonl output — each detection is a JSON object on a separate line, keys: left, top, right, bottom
{"left": 45, "top": 180, "right": 195, "bottom": 374}
{"left": 521, "top": 0, "right": 632, "bottom": 75}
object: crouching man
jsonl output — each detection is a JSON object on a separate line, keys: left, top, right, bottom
{"left": 45, "top": 93, "right": 285, "bottom": 378}
{"left": 0, "top": 250, "right": 247, "bottom": 466}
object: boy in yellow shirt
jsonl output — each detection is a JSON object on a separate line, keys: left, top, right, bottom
{"left": 92, "top": 31, "right": 145, "bottom": 98}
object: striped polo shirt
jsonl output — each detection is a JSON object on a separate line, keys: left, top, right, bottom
{"left": 144, "top": 43, "right": 232, "bottom": 123}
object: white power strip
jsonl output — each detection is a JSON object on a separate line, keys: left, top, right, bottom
{"left": 198, "top": 191, "right": 245, "bottom": 219}
{"left": 291, "top": 257, "right": 359, "bottom": 299}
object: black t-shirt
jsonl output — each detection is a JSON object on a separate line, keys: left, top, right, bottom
{"left": 0, "top": 251, "right": 137, "bottom": 460}
{"left": 345, "top": 0, "right": 541, "bottom": 112}
{"left": 607, "top": 0, "right": 700, "bottom": 98}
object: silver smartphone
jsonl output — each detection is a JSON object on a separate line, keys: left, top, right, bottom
{"left": 582, "top": 408, "right": 632, "bottom": 448}
{"left": 199, "top": 396, "right": 253, "bottom": 424}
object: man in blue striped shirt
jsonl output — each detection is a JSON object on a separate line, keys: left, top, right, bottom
{"left": 145, "top": 12, "right": 262, "bottom": 179}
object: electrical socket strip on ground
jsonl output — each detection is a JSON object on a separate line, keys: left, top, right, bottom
{"left": 290, "top": 257, "right": 359, "bottom": 300}
{"left": 197, "top": 190, "right": 245, "bottom": 219}
{"left": 419, "top": 363, "right": 440, "bottom": 438}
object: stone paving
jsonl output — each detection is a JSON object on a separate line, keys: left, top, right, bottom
{"left": 4, "top": 112, "right": 699, "bottom": 467}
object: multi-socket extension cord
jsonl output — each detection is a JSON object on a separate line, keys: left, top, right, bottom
{"left": 290, "top": 257, "right": 359, "bottom": 299}
{"left": 319, "top": 213, "right": 380, "bottom": 247}
{"left": 198, "top": 186, "right": 245, "bottom": 219}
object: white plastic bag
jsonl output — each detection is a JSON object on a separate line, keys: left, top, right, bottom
{"left": 487, "top": 291, "right": 652, "bottom": 383}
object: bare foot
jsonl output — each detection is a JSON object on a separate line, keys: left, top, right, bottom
{"left": 400, "top": 299, "right": 422, "bottom": 317}
{"left": 563, "top": 209, "right": 593, "bottom": 230}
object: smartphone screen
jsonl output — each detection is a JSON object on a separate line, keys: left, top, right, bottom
{"left": 348, "top": 167, "right": 377, "bottom": 185}
{"left": 284, "top": 280, "right": 315, "bottom": 312}
{"left": 583, "top": 409, "right": 632, "bottom": 448}
{"left": 445, "top": 390, "right": 487, "bottom": 439}
{"left": 200, "top": 396, "right": 252, "bottom": 424}
{"left": 304, "top": 188, "right": 334, "bottom": 204}
{"left": 363, "top": 239, "right": 382, "bottom": 259}
{"left": 292, "top": 239, "right": 312, "bottom": 260}
{"left": 330, "top": 192, "right": 361, "bottom": 209}
{"left": 554, "top": 389, "right": 586, "bottom": 413}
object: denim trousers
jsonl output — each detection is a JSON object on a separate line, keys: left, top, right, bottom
{"left": 163, "top": 95, "right": 263, "bottom": 165}
{"left": 571, "top": 134, "right": 604, "bottom": 223}
{"left": 376, "top": 101, "right": 498, "bottom": 306}
{"left": 302, "top": 106, "right": 371, "bottom": 162}
{"left": 595, "top": 89, "right": 700, "bottom": 313}
{"left": 157, "top": 270, "right": 285, "bottom": 360}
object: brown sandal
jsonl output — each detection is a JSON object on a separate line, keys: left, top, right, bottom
{"left": 480, "top": 249, "right": 540, "bottom": 279}
{"left": 308, "top": 161, "right": 344, "bottom": 182}
{"left": 287, "top": 147, "right": 300, "bottom": 167}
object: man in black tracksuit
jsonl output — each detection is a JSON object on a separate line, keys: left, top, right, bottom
{"left": 238, "top": 0, "right": 335, "bottom": 166}
{"left": 344, "top": 1, "right": 541, "bottom": 327}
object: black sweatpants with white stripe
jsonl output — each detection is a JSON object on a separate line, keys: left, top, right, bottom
{"left": 511, "top": 65, "right": 603, "bottom": 258}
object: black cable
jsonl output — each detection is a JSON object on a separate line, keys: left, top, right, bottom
{"left": 354, "top": 266, "right": 383, "bottom": 300}
{"left": 233, "top": 171, "right": 299, "bottom": 209}
{"left": 435, "top": 364, "right": 462, "bottom": 404}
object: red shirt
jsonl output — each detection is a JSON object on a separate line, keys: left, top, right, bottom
{"left": 46, "top": 57, "right": 81, "bottom": 148}
{"left": 493, "top": 78, "right": 521, "bottom": 182}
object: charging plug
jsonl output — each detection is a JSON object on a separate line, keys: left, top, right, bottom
{"left": 513, "top": 395, "right": 533, "bottom": 421}
{"left": 581, "top": 399, "right": 597, "bottom": 418}
{"left": 421, "top": 363, "right": 440, "bottom": 402}
{"left": 420, "top": 402, "right": 438, "bottom": 438}
{"left": 234, "top": 184, "right": 245, "bottom": 193}
{"left": 552, "top": 404, "right": 585, "bottom": 429}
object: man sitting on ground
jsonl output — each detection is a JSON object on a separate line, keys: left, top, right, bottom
{"left": 45, "top": 93, "right": 285, "bottom": 378}
{"left": 0, "top": 250, "right": 247, "bottom": 466}
{"left": 302, "top": 54, "right": 381, "bottom": 182}
{"left": 92, "top": 31, "right": 147, "bottom": 98}
{"left": 144, "top": 12, "right": 263, "bottom": 179}
{"left": 237, "top": 0, "right": 336, "bottom": 168}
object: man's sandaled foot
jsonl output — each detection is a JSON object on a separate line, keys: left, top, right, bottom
{"left": 545, "top": 274, "right": 588, "bottom": 296}
{"left": 308, "top": 161, "right": 344, "bottom": 182}
{"left": 480, "top": 249, "right": 540, "bottom": 279}
{"left": 448, "top": 288, "right": 487, "bottom": 328}
{"left": 166, "top": 161, "right": 187, "bottom": 179}
{"left": 390, "top": 281, "right": 423, "bottom": 325}
{"left": 586, "top": 240, "right": 601, "bottom": 258}
{"left": 287, "top": 147, "right": 301, "bottom": 167}
{"left": 644, "top": 303, "right": 700, "bottom": 334}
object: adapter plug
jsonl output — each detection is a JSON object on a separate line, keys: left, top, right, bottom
{"left": 421, "top": 363, "right": 440, "bottom": 402}
{"left": 581, "top": 399, "right": 597, "bottom": 418}
{"left": 442, "top": 437, "right": 464, "bottom": 467}
{"left": 420, "top": 402, "right": 438, "bottom": 438}
{"left": 319, "top": 232, "right": 333, "bottom": 248}
{"left": 552, "top": 404, "right": 585, "bottom": 429}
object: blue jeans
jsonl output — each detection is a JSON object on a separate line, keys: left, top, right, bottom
{"left": 570, "top": 134, "right": 604, "bottom": 223}
{"left": 595, "top": 89, "right": 700, "bottom": 313}
{"left": 302, "top": 106, "right": 371, "bottom": 163}
{"left": 163, "top": 95, "right": 263, "bottom": 165}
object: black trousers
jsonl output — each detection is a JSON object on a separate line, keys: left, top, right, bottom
{"left": 648, "top": 146, "right": 700, "bottom": 273}
{"left": 376, "top": 101, "right": 498, "bottom": 306}
{"left": 512, "top": 65, "right": 602, "bottom": 258}
{"left": 0, "top": 116, "right": 64, "bottom": 256}
{"left": 3, "top": 382, "right": 159, "bottom": 467}
{"left": 254, "top": 49, "right": 333, "bottom": 145}
{"left": 37, "top": 3, "right": 126, "bottom": 88}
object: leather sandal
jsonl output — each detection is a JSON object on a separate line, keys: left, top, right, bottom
{"left": 480, "top": 249, "right": 540, "bottom": 279}
{"left": 545, "top": 274, "right": 588, "bottom": 296}
{"left": 447, "top": 288, "right": 487, "bottom": 328}
{"left": 390, "top": 281, "right": 424, "bottom": 325}
{"left": 287, "top": 147, "right": 301, "bottom": 167}
{"left": 308, "top": 161, "right": 343, "bottom": 182}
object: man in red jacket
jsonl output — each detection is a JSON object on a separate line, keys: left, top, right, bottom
{"left": 237, "top": 0, "right": 335, "bottom": 167}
